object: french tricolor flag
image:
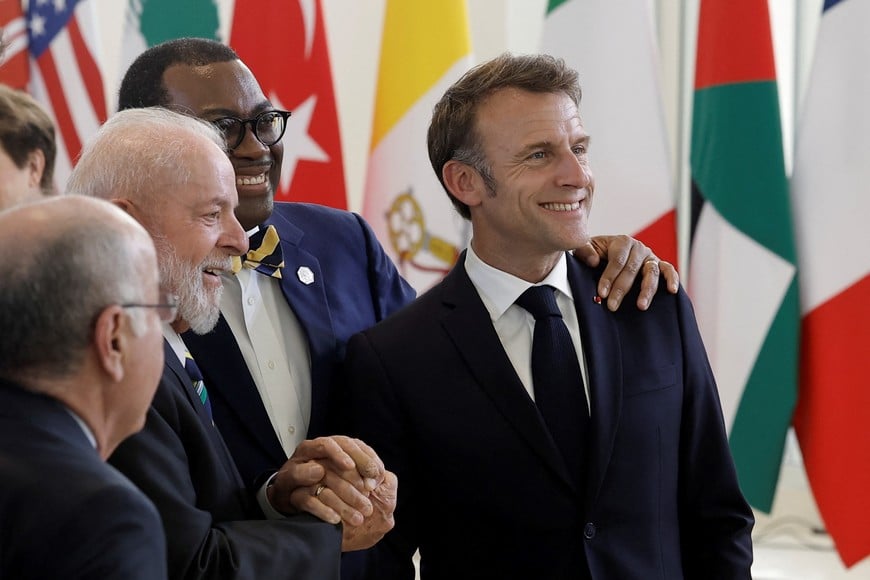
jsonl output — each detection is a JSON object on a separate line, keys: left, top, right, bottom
{"left": 792, "top": 0, "right": 870, "bottom": 568}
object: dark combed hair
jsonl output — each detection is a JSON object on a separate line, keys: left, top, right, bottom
{"left": 118, "top": 37, "right": 239, "bottom": 111}
{"left": 427, "top": 53, "right": 581, "bottom": 219}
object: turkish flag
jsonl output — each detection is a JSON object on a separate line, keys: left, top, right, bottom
{"left": 230, "top": 0, "right": 347, "bottom": 209}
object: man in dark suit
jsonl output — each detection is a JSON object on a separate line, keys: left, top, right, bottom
{"left": 0, "top": 195, "right": 168, "bottom": 579}
{"left": 68, "top": 107, "right": 355, "bottom": 579}
{"left": 344, "top": 53, "right": 755, "bottom": 579}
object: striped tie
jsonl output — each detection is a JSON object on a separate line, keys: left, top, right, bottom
{"left": 183, "top": 350, "right": 213, "bottom": 421}
{"left": 232, "top": 224, "right": 284, "bottom": 278}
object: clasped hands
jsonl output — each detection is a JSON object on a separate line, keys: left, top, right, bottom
{"left": 267, "top": 435, "right": 396, "bottom": 552}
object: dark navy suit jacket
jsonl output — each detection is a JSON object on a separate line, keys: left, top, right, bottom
{"left": 0, "top": 380, "right": 167, "bottom": 579}
{"left": 109, "top": 340, "right": 342, "bottom": 580}
{"left": 344, "top": 253, "right": 754, "bottom": 579}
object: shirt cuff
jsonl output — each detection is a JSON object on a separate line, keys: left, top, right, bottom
{"left": 256, "top": 471, "right": 287, "bottom": 520}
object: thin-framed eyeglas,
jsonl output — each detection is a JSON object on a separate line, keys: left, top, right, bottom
{"left": 121, "top": 291, "right": 179, "bottom": 323}
{"left": 212, "top": 110, "right": 292, "bottom": 150}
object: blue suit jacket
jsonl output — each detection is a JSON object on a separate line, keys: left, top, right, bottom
{"left": 108, "top": 340, "right": 342, "bottom": 580}
{"left": 183, "top": 202, "right": 415, "bottom": 487}
{"left": 344, "top": 253, "right": 754, "bottom": 579}
{"left": 0, "top": 380, "right": 167, "bottom": 579}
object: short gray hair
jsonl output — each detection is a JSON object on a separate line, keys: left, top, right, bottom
{"left": 0, "top": 205, "right": 144, "bottom": 380}
{"left": 66, "top": 107, "right": 227, "bottom": 214}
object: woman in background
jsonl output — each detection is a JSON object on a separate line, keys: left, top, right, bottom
{"left": 0, "top": 84, "right": 56, "bottom": 210}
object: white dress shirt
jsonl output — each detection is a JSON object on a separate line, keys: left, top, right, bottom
{"left": 464, "top": 244, "right": 591, "bottom": 413}
{"left": 220, "top": 227, "right": 312, "bottom": 456}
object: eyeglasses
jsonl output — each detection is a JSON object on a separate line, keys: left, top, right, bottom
{"left": 121, "top": 291, "right": 179, "bottom": 323}
{"left": 211, "top": 110, "right": 292, "bottom": 150}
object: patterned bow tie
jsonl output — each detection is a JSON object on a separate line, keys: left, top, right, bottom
{"left": 232, "top": 224, "right": 284, "bottom": 278}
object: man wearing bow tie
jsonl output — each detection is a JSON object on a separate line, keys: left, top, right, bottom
{"left": 116, "top": 38, "right": 680, "bottom": 579}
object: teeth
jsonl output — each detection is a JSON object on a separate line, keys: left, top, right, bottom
{"left": 542, "top": 201, "right": 580, "bottom": 212}
{"left": 237, "top": 174, "right": 266, "bottom": 186}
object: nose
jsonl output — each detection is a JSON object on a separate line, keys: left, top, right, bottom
{"left": 221, "top": 211, "right": 249, "bottom": 256}
{"left": 557, "top": 151, "right": 593, "bottom": 191}
{"left": 231, "top": 123, "right": 270, "bottom": 158}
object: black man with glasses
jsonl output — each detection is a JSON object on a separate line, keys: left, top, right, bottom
{"left": 0, "top": 195, "right": 168, "bottom": 579}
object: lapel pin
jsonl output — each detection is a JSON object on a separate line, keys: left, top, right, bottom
{"left": 593, "top": 295, "right": 602, "bottom": 305}
{"left": 297, "top": 266, "right": 315, "bottom": 285}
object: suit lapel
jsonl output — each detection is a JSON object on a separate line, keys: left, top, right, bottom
{"left": 164, "top": 340, "right": 248, "bottom": 488}
{"left": 267, "top": 211, "right": 338, "bottom": 434}
{"left": 566, "top": 257, "right": 623, "bottom": 506}
{"left": 440, "top": 260, "right": 574, "bottom": 488}
{"left": 163, "top": 340, "right": 217, "bottom": 430}
{"left": 184, "top": 319, "right": 285, "bottom": 464}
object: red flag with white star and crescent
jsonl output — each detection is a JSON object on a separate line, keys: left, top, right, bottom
{"left": 229, "top": 0, "right": 347, "bottom": 209}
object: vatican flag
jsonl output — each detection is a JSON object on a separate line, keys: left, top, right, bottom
{"left": 362, "top": 0, "right": 472, "bottom": 293}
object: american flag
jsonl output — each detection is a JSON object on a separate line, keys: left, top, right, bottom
{"left": 0, "top": 0, "right": 107, "bottom": 190}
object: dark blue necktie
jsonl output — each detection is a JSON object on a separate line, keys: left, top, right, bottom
{"left": 184, "top": 350, "right": 213, "bottom": 421}
{"left": 516, "top": 285, "right": 589, "bottom": 484}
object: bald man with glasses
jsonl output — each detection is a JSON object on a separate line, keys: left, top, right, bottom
{"left": 0, "top": 195, "right": 168, "bottom": 579}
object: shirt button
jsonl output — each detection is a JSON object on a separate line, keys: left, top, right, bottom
{"left": 288, "top": 426, "right": 296, "bottom": 435}
{"left": 247, "top": 297, "right": 255, "bottom": 306}
{"left": 583, "top": 522, "right": 596, "bottom": 539}
{"left": 267, "top": 360, "right": 276, "bottom": 369}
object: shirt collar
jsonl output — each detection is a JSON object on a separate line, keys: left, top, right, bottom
{"left": 162, "top": 323, "right": 187, "bottom": 365}
{"left": 464, "top": 243, "right": 574, "bottom": 320}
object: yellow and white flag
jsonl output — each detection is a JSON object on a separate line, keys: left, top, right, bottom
{"left": 362, "top": 0, "right": 472, "bottom": 293}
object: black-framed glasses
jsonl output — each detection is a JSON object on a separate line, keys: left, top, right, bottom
{"left": 212, "top": 110, "right": 292, "bottom": 150}
{"left": 121, "top": 291, "right": 179, "bottom": 323}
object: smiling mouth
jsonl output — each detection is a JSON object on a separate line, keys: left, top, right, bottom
{"left": 236, "top": 173, "right": 266, "bottom": 186}
{"left": 541, "top": 201, "right": 581, "bottom": 212}
{"left": 202, "top": 265, "right": 227, "bottom": 278}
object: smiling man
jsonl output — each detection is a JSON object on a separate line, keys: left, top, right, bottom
{"left": 67, "top": 107, "right": 345, "bottom": 579}
{"left": 344, "top": 53, "right": 754, "bottom": 579}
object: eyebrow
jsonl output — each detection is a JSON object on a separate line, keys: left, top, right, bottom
{"left": 200, "top": 101, "right": 274, "bottom": 119}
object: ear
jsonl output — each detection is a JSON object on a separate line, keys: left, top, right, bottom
{"left": 93, "top": 305, "right": 126, "bottom": 383}
{"left": 112, "top": 197, "right": 135, "bottom": 215}
{"left": 443, "top": 160, "right": 485, "bottom": 209}
{"left": 25, "top": 149, "right": 45, "bottom": 189}
{"left": 111, "top": 197, "right": 151, "bottom": 227}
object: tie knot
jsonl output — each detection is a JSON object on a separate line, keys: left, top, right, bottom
{"left": 232, "top": 224, "right": 284, "bottom": 278}
{"left": 516, "top": 285, "right": 562, "bottom": 320}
